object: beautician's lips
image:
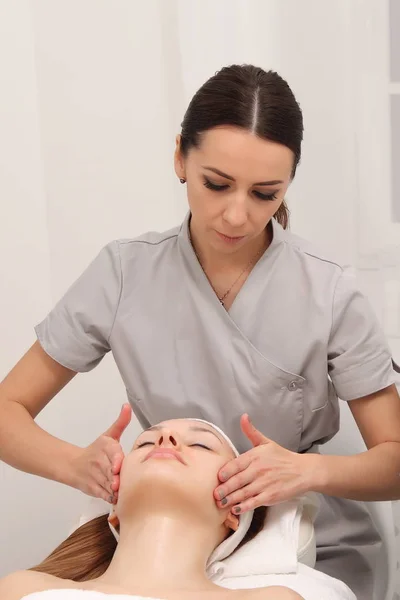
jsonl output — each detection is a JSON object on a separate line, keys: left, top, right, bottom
{"left": 216, "top": 231, "right": 246, "bottom": 244}
{"left": 145, "top": 448, "right": 186, "bottom": 464}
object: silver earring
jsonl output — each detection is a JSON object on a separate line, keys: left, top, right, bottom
{"left": 179, "top": 177, "right": 186, "bottom": 184}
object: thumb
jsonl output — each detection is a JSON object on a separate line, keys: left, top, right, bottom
{"left": 240, "top": 413, "right": 271, "bottom": 447}
{"left": 104, "top": 403, "right": 132, "bottom": 441}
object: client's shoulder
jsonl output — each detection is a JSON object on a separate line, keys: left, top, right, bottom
{"left": 0, "top": 569, "right": 67, "bottom": 600}
{"left": 239, "top": 586, "right": 304, "bottom": 600}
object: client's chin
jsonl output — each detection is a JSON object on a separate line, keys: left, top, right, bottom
{"left": 118, "top": 465, "right": 216, "bottom": 523}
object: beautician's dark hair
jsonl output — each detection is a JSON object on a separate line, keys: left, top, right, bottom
{"left": 180, "top": 64, "right": 304, "bottom": 230}
{"left": 29, "top": 506, "right": 267, "bottom": 582}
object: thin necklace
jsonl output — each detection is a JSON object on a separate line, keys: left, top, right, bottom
{"left": 189, "top": 232, "right": 265, "bottom": 306}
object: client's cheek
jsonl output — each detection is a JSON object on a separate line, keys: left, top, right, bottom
{"left": 119, "top": 454, "right": 138, "bottom": 477}
{"left": 117, "top": 460, "right": 135, "bottom": 492}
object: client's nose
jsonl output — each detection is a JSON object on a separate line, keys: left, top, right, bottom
{"left": 156, "top": 429, "right": 181, "bottom": 448}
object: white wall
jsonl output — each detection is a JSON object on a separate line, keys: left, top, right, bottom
{"left": 0, "top": 0, "right": 51, "bottom": 574}
{"left": 0, "top": 0, "right": 398, "bottom": 584}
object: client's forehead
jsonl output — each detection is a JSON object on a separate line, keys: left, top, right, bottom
{"left": 149, "top": 419, "right": 218, "bottom": 436}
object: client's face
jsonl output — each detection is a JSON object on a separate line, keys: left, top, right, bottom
{"left": 115, "top": 419, "right": 238, "bottom": 531}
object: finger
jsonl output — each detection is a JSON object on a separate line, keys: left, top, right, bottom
{"left": 109, "top": 491, "right": 118, "bottom": 505}
{"left": 111, "top": 451, "right": 125, "bottom": 475}
{"left": 100, "top": 453, "right": 113, "bottom": 474}
{"left": 103, "top": 442, "right": 124, "bottom": 475}
{"left": 240, "top": 413, "right": 271, "bottom": 447}
{"left": 94, "top": 466, "right": 114, "bottom": 496}
{"left": 215, "top": 466, "right": 255, "bottom": 500}
{"left": 92, "top": 458, "right": 114, "bottom": 491}
{"left": 217, "top": 452, "right": 253, "bottom": 483}
{"left": 231, "top": 493, "right": 265, "bottom": 515}
{"left": 100, "top": 457, "right": 115, "bottom": 493}
{"left": 216, "top": 481, "right": 261, "bottom": 509}
{"left": 92, "top": 484, "right": 115, "bottom": 505}
{"left": 111, "top": 474, "right": 120, "bottom": 492}
{"left": 105, "top": 491, "right": 115, "bottom": 504}
{"left": 104, "top": 403, "right": 132, "bottom": 441}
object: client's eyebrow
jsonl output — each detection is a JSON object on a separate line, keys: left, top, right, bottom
{"left": 144, "top": 424, "right": 223, "bottom": 444}
{"left": 189, "top": 425, "right": 223, "bottom": 444}
{"left": 203, "top": 166, "right": 283, "bottom": 186}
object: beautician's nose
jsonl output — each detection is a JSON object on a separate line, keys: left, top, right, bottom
{"left": 156, "top": 428, "right": 181, "bottom": 449}
{"left": 222, "top": 196, "right": 248, "bottom": 228}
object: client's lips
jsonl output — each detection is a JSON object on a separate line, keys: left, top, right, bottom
{"left": 145, "top": 448, "right": 185, "bottom": 464}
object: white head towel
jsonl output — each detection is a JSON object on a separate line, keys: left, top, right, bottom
{"left": 108, "top": 418, "right": 254, "bottom": 569}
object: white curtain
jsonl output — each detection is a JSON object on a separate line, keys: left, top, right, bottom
{"left": 0, "top": 0, "right": 399, "bottom": 595}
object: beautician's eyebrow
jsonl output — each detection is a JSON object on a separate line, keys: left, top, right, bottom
{"left": 202, "top": 166, "right": 283, "bottom": 186}
{"left": 144, "top": 424, "right": 223, "bottom": 444}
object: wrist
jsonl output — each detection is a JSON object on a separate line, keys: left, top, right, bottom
{"left": 53, "top": 442, "right": 83, "bottom": 489}
{"left": 301, "top": 452, "right": 328, "bottom": 494}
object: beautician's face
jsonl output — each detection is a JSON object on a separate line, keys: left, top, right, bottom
{"left": 174, "top": 126, "right": 294, "bottom": 254}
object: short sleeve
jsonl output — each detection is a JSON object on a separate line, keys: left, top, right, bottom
{"left": 328, "top": 268, "right": 396, "bottom": 400}
{"left": 35, "top": 241, "right": 122, "bottom": 372}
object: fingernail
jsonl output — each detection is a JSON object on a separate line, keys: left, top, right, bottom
{"left": 233, "top": 505, "right": 241, "bottom": 514}
{"left": 221, "top": 498, "right": 228, "bottom": 506}
{"left": 108, "top": 495, "right": 113, "bottom": 504}
{"left": 217, "top": 489, "right": 225, "bottom": 500}
{"left": 220, "top": 472, "right": 227, "bottom": 482}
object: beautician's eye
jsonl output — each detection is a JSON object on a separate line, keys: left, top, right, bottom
{"left": 203, "top": 178, "right": 228, "bottom": 192}
{"left": 254, "top": 190, "right": 278, "bottom": 201}
{"left": 190, "top": 443, "right": 212, "bottom": 451}
{"left": 204, "top": 177, "right": 278, "bottom": 201}
{"left": 136, "top": 441, "right": 154, "bottom": 448}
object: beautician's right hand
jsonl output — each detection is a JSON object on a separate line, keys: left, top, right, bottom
{"left": 72, "top": 403, "right": 132, "bottom": 504}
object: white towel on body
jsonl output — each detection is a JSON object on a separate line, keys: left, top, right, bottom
{"left": 219, "top": 563, "right": 357, "bottom": 600}
{"left": 21, "top": 567, "right": 356, "bottom": 600}
{"left": 22, "top": 592, "right": 162, "bottom": 599}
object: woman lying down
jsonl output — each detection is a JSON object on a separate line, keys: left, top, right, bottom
{"left": 1, "top": 419, "right": 356, "bottom": 600}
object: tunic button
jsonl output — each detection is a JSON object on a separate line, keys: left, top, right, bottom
{"left": 288, "top": 381, "right": 298, "bottom": 391}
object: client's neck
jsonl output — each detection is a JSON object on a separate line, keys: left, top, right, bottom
{"left": 98, "top": 505, "right": 220, "bottom": 594}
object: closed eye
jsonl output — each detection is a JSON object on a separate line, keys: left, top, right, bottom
{"left": 190, "top": 443, "right": 212, "bottom": 451}
{"left": 203, "top": 177, "right": 278, "bottom": 202}
{"left": 137, "top": 441, "right": 154, "bottom": 448}
{"left": 136, "top": 441, "right": 212, "bottom": 450}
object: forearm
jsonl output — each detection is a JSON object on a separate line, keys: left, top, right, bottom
{"left": 0, "top": 399, "right": 81, "bottom": 488}
{"left": 307, "top": 442, "right": 400, "bottom": 501}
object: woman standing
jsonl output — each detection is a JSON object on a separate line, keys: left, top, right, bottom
{"left": 1, "top": 65, "right": 399, "bottom": 599}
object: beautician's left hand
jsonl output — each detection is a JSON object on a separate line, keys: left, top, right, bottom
{"left": 214, "top": 414, "right": 312, "bottom": 514}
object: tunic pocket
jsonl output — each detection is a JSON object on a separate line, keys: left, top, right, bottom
{"left": 230, "top": 333, "right": 305, "bottom": 452}
{"left": 257, "top": 357, "right": 305, "bottom": 452}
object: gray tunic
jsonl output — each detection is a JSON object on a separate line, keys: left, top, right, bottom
{"left": 35, "top": 213, "right": 396, "bottom": 598}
